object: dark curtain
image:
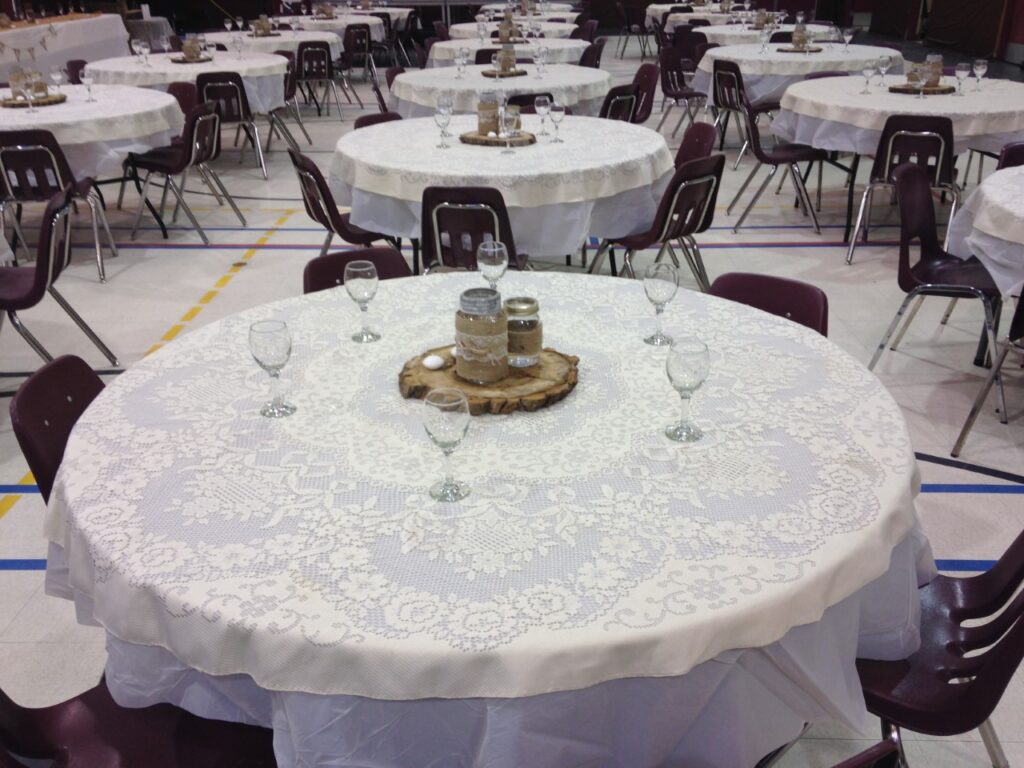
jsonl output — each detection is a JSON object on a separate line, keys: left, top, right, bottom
{"left": 870, "top": 0, "right": 914, "bottom": 37}
{"left": 926, "top": 0, "right": 1006, "bottom": 55}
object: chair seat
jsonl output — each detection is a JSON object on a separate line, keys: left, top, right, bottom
{"left": 762, "top": 141, "right": 827, "bottom": 165}
{"left": 130, "top": 145, "right": 188, "bottom": 175}
{"left": 909, "top": 255, "right": 1000, "bottom": 297}
{"left": 0, "top": 266, "right": 37, "bottom": 310}
{"left": 664, "top": 86, "right": 704, "bottom": 100}
{"left": 338, "top": 212, "right": 391, "bottom": 246}
{"left": 609, "top": 228, "right": 658, "bottom": 250}
{"left": 751, "top": 99, "right": 780, "bottom": 114}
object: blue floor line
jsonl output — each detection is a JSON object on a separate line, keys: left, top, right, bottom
{"left": 0, "top": 485, "right": 38, "bottom": 494}
{"left": 936, "top": 559, "right": 996, "bottom": 572}
{"left": 0, "top": 559, "right": 46, "bottom": 570}
{"left": 920, "top": 484, "right": 1024, "bottom": 494}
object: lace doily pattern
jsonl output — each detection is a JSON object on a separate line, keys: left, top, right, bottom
{"left": 48, "top": 272, "right": 918, "bottom": 699}
{"left": 698, "top": 43, "right": 904, "bottom": 77}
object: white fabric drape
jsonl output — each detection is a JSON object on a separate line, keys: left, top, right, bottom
{"left": 428, "top": 38, "right": 588, "bottom": 66}
{"left": 0, "top": 14, "right": 130, "bottom": 80}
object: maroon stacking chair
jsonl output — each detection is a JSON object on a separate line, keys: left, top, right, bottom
{"left": 10, "top": 355, "right": 104, "bottom": 502}
{"left": 420, "top": 186, "right": 528, "bottom": 271}
{"left": 369, "top": 11, "right": 398, "bottom": 63}
{"left": 167, "top": 81, "right": 199, "bottom": 121}
{"left": 384, "top": 64, "right": 404, "bottom": 89}
{"left": 303, "top": 246, "right": 411, "bottom": 293}
{"left": 578, "top": 37, "right": 605, "bottom": 67}
{"left": 599, "top": 82, "right": 640, "bottom": 121}
{"left": 266, "top": 50, "right": 311, "bottom": 151}
{"left": 674, "top": 121, "right": 717, "bottom": 167}
{"left": 506, "top": 92, "right": 553, "bottom": 108}
{"left": 868, "top": 163, "right": 1002, "bottom": 385}
{"left": 657, "top": 46, "right": 704, "bottom": 135}
{"left": 288, "top": 148, "right": 400, "bottom": 262}
{"left": 433, "top": 20, "right": 450, "bottom": 40}
{"left": 724, "top": 83, "right": 825, "bottom": 233}
{"left": 340, "top": 24, "right": 372, "bottom": 95}
{"left": 711, "top": 58, "right": 779, "bottom": 168}
{"left": 832, "top": 742, "right": 899, "bottom": 768}
{"left": 579, "top": 18, "right": 598, "bottom": 41}
{"left": 573, "top": 11, "right": 591, "bottom": 26}
{"left": 65, "top": 58, "right": 86, "bottom": 84}
{"left": 395, "top": 7, "right": 418, "bottom": 66}
{"left": 709, "top": 272, "right": 828, "bottom": 335}
{"left": 953, "top": 298, "right": 1024, "bottom": 456}
{"left": 0, "top": 129, "right": 117, "bottom": 282}
{"left": 354, "top": 111, "right": 402, "bottom": 129}
{"left": 370, "top": 79, "right": 388, "bottom": 112}
{"left": 0, "top": 675, "right": 276, "bottom": 767}
{"left": 630, "top": 62, "right": 659, "bottom": 124}
{"left": 297, "top": 40, "right": 350, "bottom": 118}
{"left": 0, "top": 188, "right": 118, "bottom": 371}
{"left": 687, "top": 17, "right": 709, "bottom": 27}
{"left": 588, "top": 154, "right": 724, "bottom": 284}
{"left": 410, "top": 37, "right": 430, "bottom": 69}
{"left": 997, "top": 141, "right": 1024, "bottom": 170}
{"left": 195, "top": 71, "right": 268, "bottom": 179}
{"left": 570, "top": 24, "right": 587, "bottom": 39}
{"left": 855, "top": 526, "right": 1024, "bottom": 768}
{"left": 768, "top": 30, "right": 792, "bottom": 43}
{"left": 615, "top": 2, "right": 650, "bottom": 59}
{"left": 671, "top": 27, "right": 706, "bottom": 60}
{"left": 128, "top": 102, "right": 246, "bottom": 245}
{"left": 847, "top": 115, "right": 959, "bottom": 265}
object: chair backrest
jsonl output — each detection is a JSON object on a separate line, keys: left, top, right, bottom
{"left": 892, "top": 161, "right": 945, "bottom": 293}
{"left": 599, "top": 82, "right": 639, "bottom": 121}
{"left": 297, "top": 39, "right": 334, "bottom": 80}
{"left": 660, "top": 46, "right": 694, "bottom": 96}
{"left": 573, "top": 11, "right": 590, "bottom": 26}
{"left": 648, "top": 153, "right": 723, "bottom": 244}
{"left": 803, "top": 70, "right": 851, "bottom": 80}
{"left": 769, "top": 30, "right": 792, "bottom": 43}
{"left": 869, "top": 114, "right": 955, "bottom": 187}
{"left": 354, "top": 111, "right": 402, "bottom": 129}
{"left": 0, "top": 129, "right": 77, "bottom": 203}
{"left": 183, "top": 102, "right": 221, "bottom": 167}
{"left": 631, "top": 62, "right": 659, "bottom": 123}
{"left": 411, "top": 38, "right": 429, "bottom": 68}
{"left": 166, "top": 81, "right": 198, "bottom": 116}
{"left": 709, "top": 272, "right": 829, "bottom": 336}
{"left": 3, "top": 186, "right": 74, "bottom": 316}
{"left": 996, "top": 141, "right": 1024, "bottom": 170}
{"left": 65, "top": 59, "right": 86, "bottom": 84}
{"left": 196, "top": 71, "right": 253, "bottom": 124}
{"left": 506, "top": 92, "right": 553, "bottom": 107}
{"left": 276, "top": 54, "right": 298, "bottom": 101}
{"left": 712, "top": 58, "right": 749, "bottom": 112}
{"left": 433, "top": 20, "right": 450, "bottom": 40}
{"left": 303, "top": 247, "right": 411, "bottom": 293}
{"left": 832, "top": 742, "right": 900, "bottom": 768}
{"left": 9, "top": 355, "right": 104, "bottom": 503}
{"left": 672, "top": 28, "right": 707, "bottom": 61}
{"left": 288, "top": 148, "right": 349, "bottom": 237}
{"left": 384, "top": 65, "right": 404, "bottom": 89}
{"left": 167, "top": 34, "right": 183, "bottom": 52}
{"left": 421, "top": 186, "right": 518, "bottom": 270}
{"left": 674, "top": 121, "right": 717, "bottom": 167}
{"left": 578, "top": 37, "right": 605, "bottom": 67}
{"left": 369, "top": 11, "right": 393, "bottom": 39}
{"left": 688, "top": 17, "right": 710, "bottom": 27}
{"left": 342, "top": 24, "right": 372, "bottom": 64}
{"left": 581, "top": 18, "right": 598, "bottom": 41}
{"left": 475, "top": 47, "right": 500, "bottom": 64}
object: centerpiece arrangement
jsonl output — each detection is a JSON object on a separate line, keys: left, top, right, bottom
{"left": 3, "top": 69, "right": 64, "bottom": 107}
{"left": 777, "top": 22, "right": 823, "bottom": 53}
{"left": 175, "top": 37, "right": 213, "bottom": 63}
{"left": 890, "top": 54, "right": 955, "bottom": 95}
{"left": 250, "top": 15, "right": 279, "bottom": 37}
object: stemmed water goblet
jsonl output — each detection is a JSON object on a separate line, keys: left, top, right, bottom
{"left": 973, "top": 58, "right": 987, "bottom": 91}
{"left": 643, "top": 262, "right": 678, "bottom": 346}
{"left": 499, "top": 106, "right": 516, "bottom": 154}
{"left": 549, "top": 101, "right": 565, "bottom": 143}
{"left": 434, "top": 94, "right": 452, "bottom": 148}
{"left": 664, "top": 336, "right": 710, "bottom": 442}
{"left": 80, "top": 70, "right": 96, "bottom": 102}
{"left": 235, "top": 16, "right": 245, "bottom": 30}
{"left": 223, "top": 17, "right": 233, "bottom": 32}
{"left": 455, "top": 46, "right": 469, "bottom": 78}
{"left": 841, "top": 26, "right": 853, "bottom": 50}
{"left": 877, "top": 54, "right": 892, "bottom": 86}
{"left": 758, "top": 28, "right": 770, "bottom": 54}
{"left": 422, "top": 388, "right": 471, "bottom": 502}
{"left": 25, "top": 73, "right": 39, "bottom": 113}
{"left": 344, "top": 259, "right": 382, "bottom": 342}
{"left": 477, "top": 241, "right": 508, "bottom": 289}
{"left": 233, "top": 34, "right": 245, "bottom": 59}
{"left": 477, "top": 20, "right": 488, "bottom": 42}
{"left": 954, "top": 61, "right": 970, "bottom": 96}
{"left": 534, "top": 94, "right": 551, "bottom": 135}
{"left": 860, "top": 63, "right": 874, "bottom": 94}
{"left": 491, "top": 52, "right": 500, "bottom": 76}
{"left": 129, "top": 37, "right": 143, "bottom": 64}
{"left": 49, "top": 65, "right": 66, "bottom": 93}
{"left": 248, "top": 320, "right": 297, "bottom": 418}
{"left": 795, "top": 10, "right": 804, "bottom": 23}
{"left": 138, "top": 40, "right": 152, "bottom": 66}
{"left": 157, "top": 34, "right": 170, "bottom": 53}
{"left": 534, "top": 46, "right": 548, "bottom": 78}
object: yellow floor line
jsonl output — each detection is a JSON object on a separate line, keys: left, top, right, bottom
{"left": 0, "top": 472, "right": 36, "bottom": 519}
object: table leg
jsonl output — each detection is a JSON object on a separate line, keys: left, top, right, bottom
{"left": 844, "top": 153, "right": 860, "bottom": 243}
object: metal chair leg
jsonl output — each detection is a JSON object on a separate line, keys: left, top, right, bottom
{"left": 245, "top": 121, "right": 268, "bottom": 179}
{"left": 47, "top": 287, "right": 120, "bottom": 366}
{"left": 586, "top": 239, "right": 612, "bottom": 274}
{"left": 319, "top": 231, "right": 333, "bottom": 258}
{"left": 289, "top": 100, "right": 313, "bottom": 144}
{"left": 130, "top": 171, "right": 154, "bottom": 240}
{"left": 683, "top": 235, "right": 711, "bottom": 291}
{"left": 754, "top": 723, "right": 812, "bottom": 768}
{"left": 7, "top": 310, "right": 53, "bottom": 362}
{"left": 952, "top": 342, "right": 1011, "bottom": 457}
{"left": 869, "top": 292, "right": 919, "bottom": 370}
{"left": 171, "top": 168, "right": 190, "bottom": 224}
{"left": 816, "top": 159, "right": 823, "bottom": 212}
{"left": 200, "top": 165, "right": 246, "bottom": 227}
{"left": 655, "top": 101, "right": 674, "bottom": 132}
{"left": 979, "top": 717, "right": 1010, "bottom": 768}
{"left": 940, "top": 297, "right": 958, "bottom": 325}
{"left": 670, "top": 103, "right": 691, "bottom": 137}
{"left": 889, "top": 294, "right": 925, "bottom": 351}
{"left": 775, "top": 164, "right": 790, "bottom": 195}
{"left": 621, "top": 248, "right": 637, "bottom": 279}
{"left": 733, "top": 165, "right": 777, "bottom": 232}
{"left": 164, "top": 175, "right": 210, "bottom": 245}
{"left": 963, "top": 150, "right": 974, "bottom": 188}
{"left": 84, "top": 195, "right": 107, "bottom": 283}
{"left": 790, "top": 164, "right": 821, "bottom": 233}
{"left": 195, "top": 165, "right": 224, "bottom": 207}
{"left": 943, "top": 185, "right": 961, "bottom": 251}
{"left": 727, "top": 163, "right": 761, "bottom": 215}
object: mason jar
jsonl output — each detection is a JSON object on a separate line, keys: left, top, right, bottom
{"left": 504, "top": 296, "right": 542, "bottom": 367}
{"left": 455, "top": 288, "right": 509, "bottom": 384}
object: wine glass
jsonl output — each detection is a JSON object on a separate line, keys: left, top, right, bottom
{"left": 954, "top": 61, "right": 970, "bottom": 96}
{"left": 233, "top": 34, "right": 244, "bottom": 59}
{"left": 500, "top": 106, "right": 516, "bottom": 154}
{"left": 758, "top": 27, "right": 769, "bottom": 54}
{"left": 80, "top": 70, "right": 95, "bottom": 102}
{"left": 25, "top": 73, "right": 38, "bottom": 113}
{"left": 973, "top": 58, "right": 987, "bottom": 91}
{"left": 434, "top": 98, "right": 452, "bottom": 148}
{"left": 422, "top": 388, "right": 471, "bottom": 502}
{"left": 534, "top": 94, "right": 551, "bottom": 135}
{"left": 157, "top": 34, "right": 170, "bottom": 53}
{"left": 138, "top": 40, "right": 151, "bottom": 66}
{"left": 235, "top": 16, "right": 245, "bottom": 30}
{"left": 795, "top": 10, "right": 804, "bottom": 23}
{"left": 344, "top": 259, "right": 381, "bottom": 343}
{"left": 549, "top": 101, "right": 565, "bottom": 143}
{"left": 664, "top": 336, "right": 710, "bottom": 442}
{"left": 477, "top": 241, "right": 508, "bottom": 289}
{"left": 860, "top": 63, "right": 874, "bottom": 94}
{"left": 223, "top": 17, "right": 233, "bottom": 32}
{"left": 877, "top": 54, "right": 892, "bottom": 86}
{"left": 248, "top": 320, "right": 297, "bottom": 418}
{"left": 842, "top": 26, "right": 853, "bottom": 50}
{"left": 456, "top": 46, "right": 469, "bottom": 78}
{"left": 643, "top": 262, "right": 678, "bottom": 346}
{"left": 49, "top": 65, "right": 66, "bottom": 93}
{"left": 491, "top": 52, "right": 500, "bottom": 76}
{"left": 477, "top": 20, "right": 488, "bottom": 42}
{"left": 130, "top": 37, "right": 143, "bottom": 63}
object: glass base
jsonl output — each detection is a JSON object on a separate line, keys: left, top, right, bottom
{"left": 644, "top": 331, "right": 673, "bottom": 346}
{"left": 429, "top": 479, "right": 470, "bottom": 502}
{"left": 261, "top": 400, "right": 297, "bottom": 418}
{"left": 665, "top": 421, "right": 702, "bottom": 442}
{"left": 352, "top": 328, "right": 381, "bottom": 343}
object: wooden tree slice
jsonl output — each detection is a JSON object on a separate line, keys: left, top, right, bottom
{"left": 888, "top": 83, "right": 956, "bottom": 95}
{"left": 460, "top": 130, "right": 537, "bottom": 147}
{"left": 399, "top": 345, "right": 579, "bottom": 415}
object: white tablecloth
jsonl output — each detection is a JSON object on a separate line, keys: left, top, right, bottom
{"left": 125, "top": 17, "right": 175, "bottom": 47}
{"left": 85, "top": 51, "right": 288, "bottom": 114}
{"left": 701, "top": 22, "right": 833, "bottom": 46}
{"left": 389, "top": 63, "right": 610, "bottom": 117}
{"left": 328, "top": 114, "right": 668, "bottom": 254}
{"left": 0, "top": 84, "right": 182, "bottom": 179}
{"left": 45, "top": 271, "right": 930, "bottom": 767}
{"left": 277, "top": 15, "right": 386, "bottom": 42}
{"left": 646, "top": 4, "right": 731, "bottom": 27}
{"left": 477, "top": 10, "right": 577, "bottom": 21}
{"left": 693, "top": 43, "right": 904, "bottom": 106}
{"left": 947, "top": 165, "right": 1024, "bottom": 296}
{"left": 450, "top": 21, "right": 577, "bottom": 38}
{"left": 0, "top": 14, "right": 129, "bottom": 81}
{"left": 772, "top": 75, "right": 1024, "bottom": 156}
{"left": 205, "top": 30, "right": 343, "bottom": 59}
{"left": 345, "top": 6, "right": 414, "bottom": 29}
{"left": 481, "top": 2, "right": 574, "bottom": 10}
{"left": 427, "top": 37, "right": 588, "bottom": 66}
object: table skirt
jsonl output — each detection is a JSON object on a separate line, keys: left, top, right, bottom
{"left": 947, "top": 207, "right": 1024, "bottom": 297}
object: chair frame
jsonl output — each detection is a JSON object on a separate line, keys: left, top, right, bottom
{"left": 197, "top": 74, "right": 268, "bottom": 179}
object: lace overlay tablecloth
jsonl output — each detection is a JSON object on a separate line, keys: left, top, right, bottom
{"left": 275, "top": 15, "right": 386, "bottom": 41}
{"left": 0, "top": 84, "right": 182, "bottom": 179}
{"left": 701, "top": 23, "right": 832, "bottom": 46}
{"left": 0, "top": 13, "right": 129, "bottom": 80}
{"left": 86, "top": 52, "right": 287, "bottom": 113}
{"left": 428, "top": 38, "right": 588, "bottom": 66}
{"left": 947, "top": 166, "right": 1024, "bottom": 296}
{"left": 345, "top": 7, "right": 414, "bottom": 28}
{"left": 47, "top": 271, "right": 920, "bottom": 702}
{"left": 205, "top": 30, "right": 343, "bottom": 59}
{"left": 481, "top": 2, "right": 574, "bottom": 10}
{"left": 389, "top": 63, "right": 610, "bottom": 116}
{"left": 773, "top": 75, "right": 1024, "bottom": 156}
{"left": 450, "top": 21, "right": 577, "bottom": 38}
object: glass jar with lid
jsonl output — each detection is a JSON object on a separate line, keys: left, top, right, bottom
{"left": 455, "top": 288, "right": 509, "bottom": 384}
{"left": 504, "top": 296, "right": 542, "bottom": 367}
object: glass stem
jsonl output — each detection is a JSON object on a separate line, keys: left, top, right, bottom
{"left": 269, "top": 370, "right": 282, "bottom": 406}
{"left": 679, "top": 393, "right": 691, "bottom": 426}
{"left": 655, "top": 304, "right": 664, "bottom": 337}
{"left": 442, "top": 448, "right": 455, "bottom": 488}
{"left": 360, "top": 302, "right": 369, "bottom": 334}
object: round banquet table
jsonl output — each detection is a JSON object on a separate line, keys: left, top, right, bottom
{"left": 693, "top": 44, "right": 905, "bottom": 106}
{"left": 85, "top": 52, "right": 287, "bottom": 114}
{"left": 476, "top": 9, "right": 577, "bottom": 21}
{"left": 772, "top": 74, "right": 1024, "bottom": 156}
{"left": 275, "top": 14, "right": 386, "bottom": 42}
{"left": 344, "top": 6, "right": 414, "bottom": 29}
{"left": 389, "top": 63, "right": 610, "bottom": 118}
{"left": 481, "top": 2, "right": 574, "bottom": 10}
{"left": 328, "top": 114, "right": 670, "bottom": 255}
{"left": 204, "top": 29, "right": 342, "bottom": 59}
{"left": 44, "top": 270, "right": 931, "bottom": 768}
{"left": 947, "top": 166, "right": 1024, "bottom": 297}
{"left": 0, "top": 84, "right": 182, "bottom": 179}
{"left": 427, "top": 37, "right": 589, "bottom": 67}
{"left": 449, "top": 20, "right": 577, "bottom": 38}
{"left": 700, "top": 22, "right": 832, "bottom": 46}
